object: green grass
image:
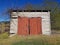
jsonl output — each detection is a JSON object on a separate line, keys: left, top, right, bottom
{"left": 0, "top": 35, "right": 60, "bottom": 45}
{"left": 13, "top": 39, "right": 50, "bottom": 45}
{"left": 0, "top": 32, "right": 9, "bottom": 39}
{"left": 12, "top": 35, "right": 60, "bottom": 45}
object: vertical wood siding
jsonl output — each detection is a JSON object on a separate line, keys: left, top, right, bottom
{"left": 18, "top": 17, "right": 42, "bottom": 35}
{"left": 18, "top": 17, "right": 29, "bottom": 35}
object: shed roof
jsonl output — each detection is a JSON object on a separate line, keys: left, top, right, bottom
{"left": 10, "top": 10, "right": 51, "bottom": 12}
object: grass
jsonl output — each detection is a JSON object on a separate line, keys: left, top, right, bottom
{"left": 0, "top": 32, "right": 9, "bottom": 39}
{"left": 12, "top": 35, "right": 60, "bottom": 45}
{"left": 0, "top": 35, "right": 60, "bottom": 45}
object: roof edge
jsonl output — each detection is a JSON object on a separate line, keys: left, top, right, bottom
{"left": 10, "top": 10, "right": 51, "bottom": 12}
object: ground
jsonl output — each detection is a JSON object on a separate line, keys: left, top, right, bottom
{"left": 0, "top": 34, "right": 60, "bottom": 45}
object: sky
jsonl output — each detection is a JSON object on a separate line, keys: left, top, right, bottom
{"left": 0, "top": 0, "right": 60, "bottom": 22}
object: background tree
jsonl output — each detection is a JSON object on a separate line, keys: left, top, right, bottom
{"left": 24, "top": 3, "right": 34, "bottom": 10}
{"left": 43, "top": 0, "right": 60, "bottom": 30}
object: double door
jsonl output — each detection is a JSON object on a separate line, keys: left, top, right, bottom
{"left": 18, "top": 17, "right": 42, "bottom": 35}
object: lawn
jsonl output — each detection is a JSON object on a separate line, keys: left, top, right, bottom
{"left": 0, "top": 34, "right": 60, "bottom": 45}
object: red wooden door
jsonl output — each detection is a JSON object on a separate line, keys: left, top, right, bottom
{"left": 37, "top": 18, "right": 42, "bottom": 34}
{"left": 30, "top": 18, "right": 42, "bottom": 35}
{"left": 18, "top": 17, "right": 29, "bottom": 35}
{"left": 18, "top": 17, "right": 42, "bottom": 35}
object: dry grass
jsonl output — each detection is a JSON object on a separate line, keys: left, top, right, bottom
{"left": 0, "top": 35, "right": 60, "bottom": 45}
{"left": 0, "top": 35, "right": 25, "bottom": 45}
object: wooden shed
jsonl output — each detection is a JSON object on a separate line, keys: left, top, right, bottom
{"left": 10, "top": 10, "right": 51, "bottom": 36}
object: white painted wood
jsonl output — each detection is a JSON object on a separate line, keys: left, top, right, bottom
{"left": 10, "top": 12, "right": 51, "bottom": 35}
{"left": 10, "top": 18, "right": 18, "bottom": 34}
